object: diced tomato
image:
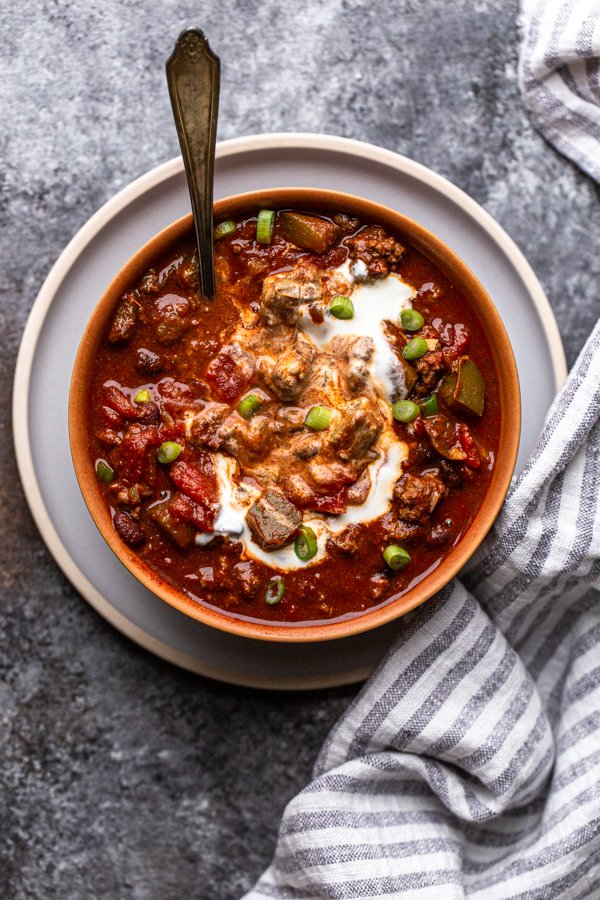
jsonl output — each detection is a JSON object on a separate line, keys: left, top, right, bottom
{"left": 459, "top": 424, "right": 481, "bottom": 469}
{"left": 169, "top": 457, "right": 219, "bottom": 510}
{"left": 308, "top": 488, "right": 347, "bottom": 515}
{"left": 101, "top": 405, "right": 123, "bottom": 428}
{"left": 206, "top": 345, "right": 254, "bottom": 403}
{"left": 157, "top": 379, "right": 194, "bottom": 414}
{"left": 118, "top": 424, "right": 160, "bottom": 483}
{"left": 103, "top": 385, "right": 137, "bottom": 418}
{"left": 169, "top": 492, "right": 215, "bottom": 532}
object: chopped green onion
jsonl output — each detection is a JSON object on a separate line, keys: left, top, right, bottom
{"left": 256, "top": 209, "right": 275, "bottom": 244}
{"left": 96, "top": 459, "right": 115, "bottom": 483}
{"left": 156, "top": 441, "right": 182, "bottom": 464}
{"left": 265, "top": 576, "right": 285, "bottom": 605}
{"left": 383, "top": 544, "right": 411, "bottom": 571}
{"left": 294, "top": 525, "right": 318, "bottom": 561}
{"left": 402, "top": 337, "right": 429, "bottom": 361}
{"left": 329, "top": 295, "right": 354, "bottom": 319}
{"left": 399, "top": 308, "right": 425, "bottom": 332}
{"left": 304, "top": 405, "right": 332, "bottom": 431}
{"left": 238, "top": 394, "right": 262, "bottom": 420}
{"left": 392, "top": 400, "right": 420, "bottom": 423}
{"left": 214, "top": 219, "right": 236, "bottom": 240}
{"left": 420, "top": 394, "right": 438, "bottom": 417}
{"left": 134, "top": 388, "right": 151, "bottom": 405}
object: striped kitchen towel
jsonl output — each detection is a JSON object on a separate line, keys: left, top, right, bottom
{"left": 519, "top": 0, "right": 600, "bottom": 182}
{"left": 243, "top": 315, "right": 600, "bottom": 900}
{"left": 243, "top": 3, "right": 600, "bottom": 895}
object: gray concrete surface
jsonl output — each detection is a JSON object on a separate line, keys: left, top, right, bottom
{"left": 1, "top": 1, "right": 598, "bottom": 898}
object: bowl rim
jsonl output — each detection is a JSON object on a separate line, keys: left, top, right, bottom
{"left": 69, "top": 186, "right": 520, "bottom": 643}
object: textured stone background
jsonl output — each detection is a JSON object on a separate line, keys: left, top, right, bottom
{"left": 1, "top": 1, "right": 598, "bottom": 898}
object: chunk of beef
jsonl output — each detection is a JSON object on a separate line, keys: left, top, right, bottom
{"left": 346, "top": 226, "right": 405, "bottom": 279}
{"left": 346, "top": 467, "right": 371, "bottom": 504}
{"left": 236, "top": 415, "right": 283, "bottom": 458}
{"left": 414, "top": 351, "right": 445, "bottom": 396}
{"left": 137, "top": 400, "right": 161, "bottom": 426}
{"left": 206, "top": 343, "right": 255, "bottom": 403}
{"left": 282, "top": 474, "right": 314, "bottom": 506}
{"left": 108, "top": 293, "right": 138, "bottom": 344}
{"left": 246, "top": 489, "right": 302, "bottom": 550}
{"left": 260, "top": 271, "right": 322, "bottom": 326}
{"left": 275, "top": 406, "right": 306, "bottom": 431}
{"left": 394, "top": 472, "right": 446, "bottom": 525}
{"left": 422, "top": 415, "right": 467, "bottom": 461}
{"left": 307, "top": 461, "right": 358, "bottom": 490}
{"left": 328, "top": 523, "right": 364, "bottom": 556}
{"left": 345, "top": 336, "right": 374, "bottom": 393}
{"left": 189, "top": 403, "right": 230, "bottom": 451}
{"left": 290, "top": 433, "right": 321, "bottom": 460}
{"left": 149, "top": 500, "right": 195, "bottom": 549}
{"left": 136, "top": 348, "right": 163, "bottom": 375}
{"left": 333, "top": 213, "right": 360, "bottom": 234}
{"left": 329, "top": 398, "right": 383, "bottom": 460}
{"left": 266, "top": 337, "right": 314, "bottom": 402}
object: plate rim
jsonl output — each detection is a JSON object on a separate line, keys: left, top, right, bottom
{"left": 12, "top": 131, "right": 567, "bottom": 689}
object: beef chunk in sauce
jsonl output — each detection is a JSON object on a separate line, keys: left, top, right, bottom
{"left": 246, "top": 490, "right": 302, "bottom": 550}
{"left": 266, "top": 336, "right": 315, "bottom": 402}
{"left": 394, "top": 473, "right": 446, "bottom": 525}
{"left": 346, "top": 226, "right": 405, "bottom": 279}
{"left": 108, "top": 294, "right": 138, "bottom": 344}
{"left": 136, "top": 347, "right": 163, "bottom": 375}
{"left": 260, "top": 270, "right": 322, "bottom": 326}
{"left": 329, "top": 398, "right": 383, "bottom": 460}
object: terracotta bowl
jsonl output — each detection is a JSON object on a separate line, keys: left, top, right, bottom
{"left": 69, "top": 188, "right": 520, "bottom": 643}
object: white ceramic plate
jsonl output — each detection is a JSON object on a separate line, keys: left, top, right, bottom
{"left": 13, "top": 133, "right": 566, "bottom": 690}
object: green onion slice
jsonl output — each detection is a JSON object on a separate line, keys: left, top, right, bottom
{"left": 402, "top": 337, "right": 429, "bottom": 361}
{"left": 156, "top": 441, "right": 182, "bottom": 464}
{"left": 420, "top": 394, "right": 438, "bottom": 417}
{"left": 238, "top": 394, "right": 262, "bottom": 420}
{"left": 391, "top": 400, "right": 420, "bottom": 423}
{"left": 96, "top": 459, "right": 115, "bottom": 483}
{"left": 214, "top": 220, "right": 236, "bottom": 240}
{"left": 329, "top": 295, "right": 354, "bottom": 319}
{"left": 134, "top": 388, "right": 151, "bottom": 404}
{"left": 294, "top": 525, "right": 318, "bottom": 561}
{"left": 383, "top": 544, "right": 411, "bottom": 571}
{"left": 256, "top": 209, "right": 276, "bottom": 244}
{"left": 399, "top": 308, "right": 424, "bottom": 332}
{"left": 304, "top": 405, "right": 332, "bottom": 431}
{"left": 265, "top": 576, "right": 285, "bottom": 605}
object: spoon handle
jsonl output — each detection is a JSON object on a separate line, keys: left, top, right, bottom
{"left": 166, "top": 28, "right": 220, "bottom": 299}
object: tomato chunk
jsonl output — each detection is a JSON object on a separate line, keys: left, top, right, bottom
{"left": 169, "top": 492, "right": 215, "bottom": 532}
{"left": 117, "top": 424, "right": 160, "bottom": 483}
{"left": 206, "top": 344, "right": 255, "bottom": 403}
{"left": 169, "top": 457, "right": 219, "bottom": 510}
{"left": 103, "top": 385, "right": 137, "bottom": 418}
{"left": 308, "top": 488, "right": 347, "bottom": 515}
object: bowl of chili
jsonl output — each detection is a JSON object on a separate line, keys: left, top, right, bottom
{"left": 69, "top": 188, "right": 519, "bottom": 642}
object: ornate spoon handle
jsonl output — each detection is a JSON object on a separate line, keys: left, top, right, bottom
{"left": 166, "top": 28, "right": 220, "bottom": 299}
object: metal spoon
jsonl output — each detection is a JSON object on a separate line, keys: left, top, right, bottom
{"left": 166, "top": 28, "right": 220, "bottom": 299}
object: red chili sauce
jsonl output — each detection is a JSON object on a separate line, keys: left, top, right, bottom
{"left": 87, "top": 209, "right": 500, "bottom": 624}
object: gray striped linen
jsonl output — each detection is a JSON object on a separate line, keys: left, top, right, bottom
{"left": 519, "top": 0, "right": 600, "bottom": 181}
{"left": 243, "top": 4, "right": 600, "bottom": 896}
{"left": 243, "top": 323, "right": 600, "bottom": 899}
